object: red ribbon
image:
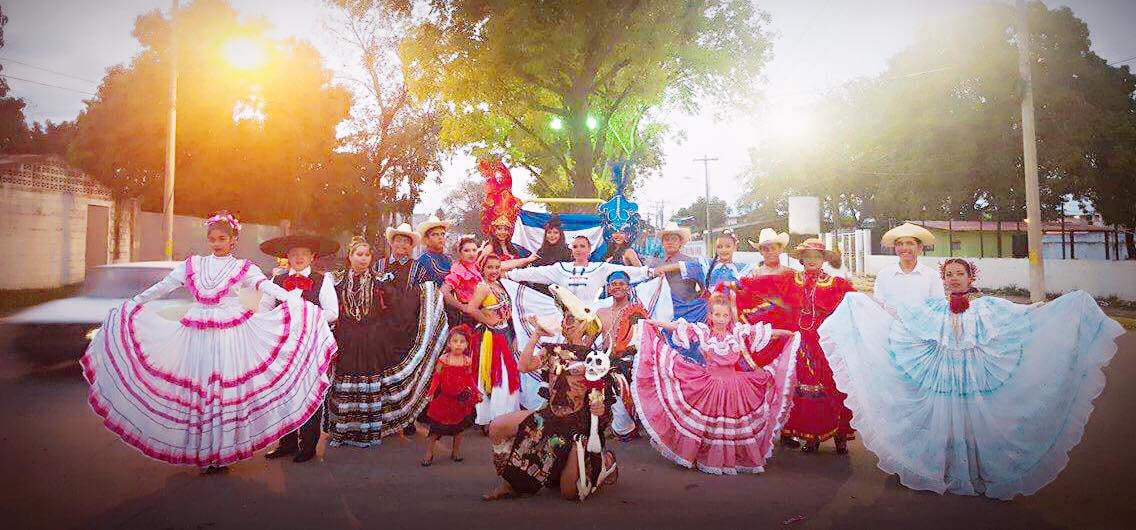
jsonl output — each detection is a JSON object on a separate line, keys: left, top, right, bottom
{"left": 283, "top": 275, "right": 314, "bottom": 292}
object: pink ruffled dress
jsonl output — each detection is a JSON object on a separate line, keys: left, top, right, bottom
{"left": 634, "top": 319, "right": 799, "bottom": 475}
{"left": 80, "top": 254, "right": 338, "bottom": 467}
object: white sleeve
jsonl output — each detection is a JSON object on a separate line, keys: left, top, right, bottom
{"left": 257, "top": 271, "right": 285, "bottom": 313}
{"left": 505, "top": 264, "right": 561, "bottom": 284}
{"left": 319, "top": 274, "right": 339, "bottom": 323}
{"left": 132, "top": 261, "right": 188, "bottom": 304}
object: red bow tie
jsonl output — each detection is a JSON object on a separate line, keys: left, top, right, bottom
{"left": 283, "top": 274, "right": 314, "bottom": 292}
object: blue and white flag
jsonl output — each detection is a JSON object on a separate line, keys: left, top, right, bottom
{"left": 512, "top": 209, "right": 609, "bottom": 260}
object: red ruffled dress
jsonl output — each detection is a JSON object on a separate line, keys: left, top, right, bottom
{"left": 738, "top": 271, "right": 855, "bottom": 443}
{"left": 425, "top": 360, "right": 481, "bottom": 436}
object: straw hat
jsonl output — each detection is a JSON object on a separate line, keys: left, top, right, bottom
{"left": 259, "top": 234, "right": 340, "bottom": 258}
{"left": 881, "top": 223, "right": 936, "bottom": 247}
{"left": 658, "top": 221, "right": 692, "bottom": 244}
{"left": 789, "top": 238, "right": 840, "bottom": 261}
{"left": 748, "top": 228, "right": 790, "bottom": 250}
{"left": 385, "top": 223, "right": 421, "bottom": 246}
{"left": 416, "top": 214, "right": 450, "bottom": 238}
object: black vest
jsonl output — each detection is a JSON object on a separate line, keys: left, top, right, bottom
{"left": 273, "top": 271, "right": 324, "bottom": 307}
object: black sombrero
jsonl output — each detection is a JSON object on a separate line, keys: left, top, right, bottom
{"left": 259, "top": 234, "right": 341, "bottom": 258}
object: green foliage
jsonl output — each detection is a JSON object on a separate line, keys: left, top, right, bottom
{"left": 327, "top": 2, "right": 443, "bottom": 240}
{"left": 673, "top": 196, "right": 730, "bottom": 237}
{"left": 393, "top": 0, "right": 772, "bottom": 203}
{"left": 742, "top": 1, "right": 1136, "bottom": 255}
{"left": 67, "top": 0, "right": 353, "bottom": 230}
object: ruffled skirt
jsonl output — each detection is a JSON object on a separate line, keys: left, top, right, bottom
{"left": 634, "top": 329, "right": 799, "bottom": 474}
{"left": 81, "top": 300, "right": 336, "bottom": 466}
{"left": 819, "top": 291, "right": 1123, "bottom": 499}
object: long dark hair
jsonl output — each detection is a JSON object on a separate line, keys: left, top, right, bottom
{"left": 535, "top": 215, "right": 571, "bottom": 265}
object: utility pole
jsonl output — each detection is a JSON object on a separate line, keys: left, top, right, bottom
{"left": 694, "top": 155, "right": 718, "bottom": 254}
{"left": 1016, "top": 0, "right": 1045, "bottom": 302}
{"left": 161, "top": 0, "right": 179, "bottom": 260}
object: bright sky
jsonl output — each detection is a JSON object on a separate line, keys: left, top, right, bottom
{"left": 4, "top": 0, "right": 1135, "bottom": 219}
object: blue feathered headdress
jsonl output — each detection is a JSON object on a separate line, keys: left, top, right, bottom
{"left": 598, "top": 161, "right": 643, "bottom": 244}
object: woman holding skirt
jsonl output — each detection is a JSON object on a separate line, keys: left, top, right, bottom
{"left": 81, "top": 211, "right": 337, "bottom": 472}
{"left": 325, "top": 236, "right": 388, "bottom": 448}
{"left": 819, "top": 258, "right": 1123, "bottom": 499}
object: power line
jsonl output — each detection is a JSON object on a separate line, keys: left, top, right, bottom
{"left": 0, "top": 74, "right": 96, "bottom": 96}
{"left": 1109, "top": 54, "right": 1136, "bottom": 66}
{"left": 0, "top": 56, "right": 100, "bottom": 84}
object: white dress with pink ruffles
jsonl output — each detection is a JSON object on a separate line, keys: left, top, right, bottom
{"left": 81, "top": 254, "right": 337, "bottom": 467}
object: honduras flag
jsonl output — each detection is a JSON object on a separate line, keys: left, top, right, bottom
{"left": 511, "top": 209, "right": 609, "bottom": 260}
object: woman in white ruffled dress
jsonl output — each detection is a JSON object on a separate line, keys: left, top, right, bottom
{"left": 819, "top": 258, "right": 1123, "bottom": 499}
{"left": 80, "top": 212, "right": 338, "bottom": 473}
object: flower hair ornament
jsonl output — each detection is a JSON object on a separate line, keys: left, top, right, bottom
{"left": 204, "top": 211, "right": 242, "bottom": 236}
{"left": 938, "top": 258, "right": 979, "bottom": 281}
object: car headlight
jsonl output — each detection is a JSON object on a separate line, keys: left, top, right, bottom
{"left": 85, "top": 327, "right": 101, "bottom": 342}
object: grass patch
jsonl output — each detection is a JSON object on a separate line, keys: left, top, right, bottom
{"left": 0, "top": 284, "right": 83, "bottom": 317}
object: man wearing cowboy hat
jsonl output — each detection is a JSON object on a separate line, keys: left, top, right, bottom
{"left": 646, "top": 221, "right": 704, "bottom": 321}
{"left": 750, "top": 228, "right": 802, "bottom": 275}
{"left": 414, "top": 214, "right": 452, "bottom": 286}
{"left": 875, "top": 222, "right": 945, "bottom": 313}
{"left": 259, "top": 233, "right": 341, "bottom": 463}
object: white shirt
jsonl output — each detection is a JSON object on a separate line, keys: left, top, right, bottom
{"left": 504, "top": 261, "right": 651, "bottom": 304}
{"left": 873, "top": 261, "right": 945, "bottom": 311}
{"left": 257, "top": 266, "right": 340, "bottom": 323}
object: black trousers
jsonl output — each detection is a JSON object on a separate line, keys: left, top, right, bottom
{"left": 277, "top": 408, "right": 322, "bottom": 454}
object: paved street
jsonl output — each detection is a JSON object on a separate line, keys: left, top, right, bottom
{"left": 0, "top": 332, "right": 1132, "bottom": 530}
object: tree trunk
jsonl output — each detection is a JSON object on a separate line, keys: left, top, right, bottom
{"left": 565, "top": 91, "right": 598, "bottom": 208}
{"left": 1126, "top": 230, "right": 1135, "bottom": 260}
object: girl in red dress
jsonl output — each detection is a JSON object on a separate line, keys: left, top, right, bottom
{"left": 423, "top": 325, "right": 482, "bottom": 466}
{"left": 738, "top": 238, "right": 856, "bottom": 454}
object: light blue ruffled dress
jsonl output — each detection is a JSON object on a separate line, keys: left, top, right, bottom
{"left": 818, "top": 291, "right": 1123, "bottom": 499}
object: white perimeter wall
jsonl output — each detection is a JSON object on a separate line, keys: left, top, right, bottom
{"left": 0, "top": 184, "right": 118, "bottom": 290}
{"left": 865, "top": 255, "right": 1136, "bottom": 300}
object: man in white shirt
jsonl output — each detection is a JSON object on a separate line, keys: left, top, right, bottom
{"left": 873, "top": 223, "right": 945, "bottom": 313}
{"left": 505, "top": 235, "right": 654, "bottom": 305}
{"left": 257, "top": 234, "right": 340, "bottom": 462}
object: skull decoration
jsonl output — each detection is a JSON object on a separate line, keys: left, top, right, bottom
{"left": 584, "top": 349, "right": 612, "bottom": 382}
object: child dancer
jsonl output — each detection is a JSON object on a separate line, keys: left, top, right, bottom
{"left": 80, "top": 211, "right": 337, "bottom": 473}
{"left": 423, "top": 325, "right": 481, "bottom": 466}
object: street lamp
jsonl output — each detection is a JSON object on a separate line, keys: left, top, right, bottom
{"left": 160, "top": 0, "right": 266, "bottom": 260}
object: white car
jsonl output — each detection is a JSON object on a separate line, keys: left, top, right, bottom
{"left": 2, "top": 262, "right": 191, "bottom": 363}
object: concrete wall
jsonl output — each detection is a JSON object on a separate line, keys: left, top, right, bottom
{"left": 134, "top": 212, "right": 284, "bottom": 273}
{"left": 0, "top": 182, "right": 121, "bottom": 290}
{"left": 864, "top": 254, "right": 1136, "bottom": 300}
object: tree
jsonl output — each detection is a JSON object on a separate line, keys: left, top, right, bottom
{"left": 439, "top": 177, "right": 485, "bottom": 237}
{"left": 0, "top": 5, "right": 32, "bottom": 154}
{"left": 68, "top": 0, "right": 353, "bottom": 242}
{"left": 742, "top": 1, "right": 1136, "bottom": 254}
{"left": 327, "top": 1, "right": 442, "bottom": 239}
{"left": 393, "top": 0, "right": 772, "bottom": 204}
{"left": 673, "top": 196, "right": 730, "bottom": 238}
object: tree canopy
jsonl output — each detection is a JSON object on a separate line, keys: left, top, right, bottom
{"left": 68, "top": 0, "right": 352, "bottom": 229}
{"left": 741, "top": 1, "right": 1136, "bottom": 255}
{"left": 673, "top": 196, "right": 730, "bottom": 238}
{"left": 393, "top": 0, "right": 772, "bottom": 203}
